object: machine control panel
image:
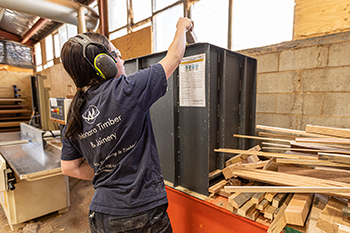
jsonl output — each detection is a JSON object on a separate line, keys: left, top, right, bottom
{"left": 49, "top": 98, "right": 72, "bottom": 125}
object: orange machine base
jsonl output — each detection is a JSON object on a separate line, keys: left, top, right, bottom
{"left": 166, "top": 186, "right": 269, "bottom": 233}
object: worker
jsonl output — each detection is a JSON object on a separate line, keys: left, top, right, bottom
{"left": 59, "top": 17, "right": 193, "bottom": 232}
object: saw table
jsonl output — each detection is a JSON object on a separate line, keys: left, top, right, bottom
{"left": 0, "top": 123, "right": 69, "bottom": 230}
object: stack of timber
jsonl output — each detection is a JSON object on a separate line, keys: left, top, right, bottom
{"left": 210, "top": 124, "right": 350, "bottom": 233}
{"left": 0, "top": 85, "right": 31, "bottom": 132}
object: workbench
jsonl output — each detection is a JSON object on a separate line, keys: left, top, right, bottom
{"left": 0, "top": 131, "right": 69, "bottom": 230}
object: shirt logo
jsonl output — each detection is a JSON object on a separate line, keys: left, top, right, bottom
{"left": 82, "top": 105, "right": 100, "bottom": 124}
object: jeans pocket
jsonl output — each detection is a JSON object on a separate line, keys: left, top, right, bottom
{"left": 151, "top": 212, "right": 172, "bottom": 233}
{"left": 110, "top": 213, "right": 149, "bottom": 232}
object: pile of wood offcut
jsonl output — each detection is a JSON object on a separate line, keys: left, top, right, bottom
{"left": 211, "top": 124, "right": 350, "bottom": 233}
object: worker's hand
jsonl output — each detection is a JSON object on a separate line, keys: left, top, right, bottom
{"left": 176, "top": 17, "right": 194, "bottom": 32}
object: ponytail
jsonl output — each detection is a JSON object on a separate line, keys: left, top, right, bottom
{"left": 64, "top": 90, "right": 86, "bottom": 139}
{"left": 61, "top": 32, "right": 110, "bottom": 139}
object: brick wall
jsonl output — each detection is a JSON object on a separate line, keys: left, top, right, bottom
{"left": 239, "top": 31, "right": 350, "bottom": 130}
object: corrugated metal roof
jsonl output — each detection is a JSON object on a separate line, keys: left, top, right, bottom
{"left": 0, "top": 0, "right": 96, "bottom": 46}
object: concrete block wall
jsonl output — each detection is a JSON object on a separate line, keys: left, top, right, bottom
{"left": 239, "top": 31, "right": 350, "bottom": 130}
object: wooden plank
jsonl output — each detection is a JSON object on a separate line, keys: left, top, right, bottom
{"left": 278, "top": 165, "right": 350, "bottom": 183}
{"left": 258, "top": 131, "right": 296, "bottom": 140}
{"left": 0, "top": 121, "right": 26, "bottom": 128}
{"left": 228, "top": 178, "right": 241, "bottom": 186}
{"left": 256, "top": 215, "right": 272, "bottom": 227}
{"left": 111, "top": 26, "right": 152, "bottom": 60}
{"left": 0, "top": 98, "right": 26, "bottom": 102}
{"left": 272, "top": 193, "right": 288, "bottom": 208}
{"left": 263, "top": 158, "right": 279, "bottom": 171}
{"left": 224, "top": 186, "right": 350, "bottom": 193}
{"left": 0, "top": 64, "right": 33, "bottom": 73}
{"left": 294, "top": 0, "right": 350, "bottom": 40}
{"left": 342, "top": 206, "right": 350, "bottom": 217}
{"left": 208, "top": 169, "right": 222, "bottom": 179}
{"left": 241, "top": 160, "right": 269, "bottom": 169}
{"left": 221, "top": 167, "right": 350, "bottom": 199}
{"left": 296, "top": 137, "right": 350, "bottom": 145}
{"left": 246, "top": 209, "right": 260, "bottom": 221}
{"left": 237, "top": 200, "right": 256, "bottom": 217}
{"left": 276, "top": 158, "right": 350, "bottom": 168}
{"left": 251, "top": 192, "right": 266, "bottom": 204}
{"left": 241, "top": 145, "right": 261, "bottom": 164}
{"left": 209, "top": 179, "right": 228, "bottom": 194}
{"left": 337, "top": 224, "right": 350, "bottom": 233}
{"left": 263, "top": 142, "right": 290, "bottom": 148}
{"left": 316, "top": 197, "right": 348, "bottom": 232}
{"left": 315, "top": 166, "right": 350, "bottom": 174}
{"left": 306, "top": 124, "right": 350, "bottom": 139}
{"left": 264, "top": 205, "right": 277, "bottom": 220}
{"left": 305, "top": 194, "right": 329, "bottom": 233}
{"left": 230, "top": 192, "right": 255, "bottom": 209}
{"left": 267, "top": 194, "right": 294, "bottom": 233}
{"left": 227, "top": 182, "right": 254, "bottom": 209}
{"left": 290, "top": 141, "right": 350, "bottom": 151}
{"left": 0, "top": 116, "right": 30, "bottom": 121}
{"left": 256, "top": 125, "right": 332, "bottom": 138}
{"left": 285, "top": 193, "right": 313, "bottom": 226}
{"left": 263, "top": 146, "right": 350, "bottom": 155}
{"left": 257, "top": 199, "right": 270, "bottom": 211}
{"left": 218, "top": 149, "right": 318, "bottom": 172}
{"left": 218, "top": 189, "right": 231, "bottom": 198}
{"left": 224, "top": 145, "right": 261, "bottom": 166}
{"left": 233, "top": 134, "right": 291, "bottom": 143}
{"left": 0, "top": 109, "right": 31, "bottom": 114}
{"left": 265, "top": 192, "right": 278, "bottom": 202}
{"left": 318, "top": 152, "right": 350, "bottom": 165}
{"left": 0, "top": 105, "right": 27, "bottom": 109}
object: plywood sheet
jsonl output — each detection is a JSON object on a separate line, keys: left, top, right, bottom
{"left": 45, "top": 63, "right": 76, "bottom": 99}
{"left": 111, "top": 26, "right": 152, "bottom": 60}
{"left": 294, "top": 0, "right": 350, "bottom": 40}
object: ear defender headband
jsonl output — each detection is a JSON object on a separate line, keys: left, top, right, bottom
{"left": 69, "top": 34, "right": 118, "bottom": 80}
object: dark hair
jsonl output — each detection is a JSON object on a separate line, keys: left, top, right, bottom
{"left": 61, "top": 32, "right": 110, "bottom": 139}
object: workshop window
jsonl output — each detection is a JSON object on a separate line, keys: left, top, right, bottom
{"left": 153, "top": 0, "right": 178, "bottom": 12}
{"left": 133, "top": 21, "right": 152, "bottom": 32}
{"left": 53, "top": 34, "right": 60, "bottom": 59}
{"left": 153, "top": 3, "right": 184, "bottom": 52}
{"left": 67, "top": 24, "right": 78, "bottom": 39}
{"left": 132, "top": 0, "right": 152, "bottom": 23}
{"left": 34, "top": 42, "right": 42, "bottom": 72}
{"left": 109, "top": 28, "right": 128, "bottom": 41}
{"left": 191, "top": 0, "right": 228, "bottom": 49}
{"left": 108, "top": 0, "right": 127, "bottom": 32}
{"left": 232, "top": 0, "right": 294, "bottom": 50}
{"left": 58, "top": 25, "right": 68, "bottom": 51}
{"left": 45, "top": 34, "right": 54, "bottom": 68}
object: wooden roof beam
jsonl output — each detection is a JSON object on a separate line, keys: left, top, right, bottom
{"left": 21, "top": 18, "right": 49, "bottom": 44}
{"left": 0, "top": 30, "right": 36, "bottom": 46}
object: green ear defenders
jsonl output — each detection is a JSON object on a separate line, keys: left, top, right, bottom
{"left": 68, "top": 34, "right": 118, "bottom": 80}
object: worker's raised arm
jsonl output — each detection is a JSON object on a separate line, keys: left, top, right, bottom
{"left": 159, "top": 17, "right": 194, "bottom": 79}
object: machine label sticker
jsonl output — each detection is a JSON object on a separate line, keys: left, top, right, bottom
{"left": 179, "top": 53, "right": 206, "bottom": 107}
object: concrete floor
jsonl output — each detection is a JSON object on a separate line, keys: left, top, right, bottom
{"left": 0, "top": 177, "right": 94, "bottom": 233}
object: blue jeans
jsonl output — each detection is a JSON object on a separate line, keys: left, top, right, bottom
{"left": 88, "top": 204, "right": 173, "bottom": 233}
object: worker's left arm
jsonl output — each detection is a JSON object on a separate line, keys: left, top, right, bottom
{"left": 61, "top": 158, "right": 94, "bottom": 180}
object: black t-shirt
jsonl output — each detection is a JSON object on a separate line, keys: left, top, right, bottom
{"left": 61, "top": 63, "right": 168, "bottom": 216}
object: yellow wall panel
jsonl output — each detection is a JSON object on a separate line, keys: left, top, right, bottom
{"left": 294, "top": 0, "right": 350, "bottom": 40}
